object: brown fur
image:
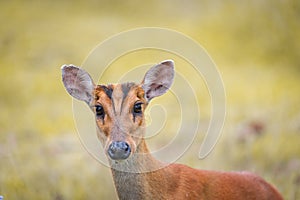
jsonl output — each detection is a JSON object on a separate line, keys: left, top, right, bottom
{"left": 61, "top": 63, "right": 283, "bottom": 200}
{"left": 93, "top": 84, "right": 283, "bottom": 200}
{"left": 109, "top": 139, "right": 283, "bottom": 200}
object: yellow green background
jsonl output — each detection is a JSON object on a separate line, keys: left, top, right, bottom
{"left": 0, "top": 0, "right": 299, "bottom": 199}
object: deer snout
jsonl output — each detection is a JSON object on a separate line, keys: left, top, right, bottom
{"left": 108, "top": 141, "right": 131, "bottom": 160}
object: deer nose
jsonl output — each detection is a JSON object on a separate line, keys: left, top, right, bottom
{"left": 108, "top": 141, "right": 131, "bottom": 160}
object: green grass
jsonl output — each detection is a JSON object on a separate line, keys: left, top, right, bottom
{"left": 0, "top": 0, "right": 299, "bottom": 199}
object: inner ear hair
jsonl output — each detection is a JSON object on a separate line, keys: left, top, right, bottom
{"left": 61, "top": 64, "right": 95, "bottom": 104}
{"left": 141, "top": 60, "right": 175, "bottom": 101}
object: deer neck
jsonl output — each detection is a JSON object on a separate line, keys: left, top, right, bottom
{"left": 109, "top": 139, "right": 167, "bottom": 200}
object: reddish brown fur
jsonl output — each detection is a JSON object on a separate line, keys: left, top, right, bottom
{"left": 93, "top": 85, "right": 283, "bottom": 200}
{"left": 93, "top": 83, "right": 147, "bottom": 156}
{"left": 108, "top": 138, "right": 283, "bottom": 200}
{"left": 62, "top": 63, "right": 284, "bottom": 200}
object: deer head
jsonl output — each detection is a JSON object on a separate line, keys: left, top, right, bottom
{"left": 61, "top": 60, "right": 174, "bottom": 161}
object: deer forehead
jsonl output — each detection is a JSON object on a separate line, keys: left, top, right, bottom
{"left": 94, "top": 82, "right": 146, "bottom": 113}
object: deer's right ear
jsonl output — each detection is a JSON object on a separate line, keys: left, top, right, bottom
{"left": 61, "top": 65, "right": 95, "bottom": 104}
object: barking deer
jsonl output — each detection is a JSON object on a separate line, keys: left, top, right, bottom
{"left": 61, "top": 60, "right": 283, "bottom": 200}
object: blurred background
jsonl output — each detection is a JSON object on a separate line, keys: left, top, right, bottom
{"left": 0, "top": 0, "right": 299, "bottom": 199}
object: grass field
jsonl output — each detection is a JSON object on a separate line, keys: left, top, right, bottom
{"left": 0, "top": 1, "right": 299, "bottom": 199}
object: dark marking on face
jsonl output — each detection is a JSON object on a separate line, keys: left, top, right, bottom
{"left": 120, "top": 82, "right": 136, "bottom": 113}
{"left": 95, "top": 104, "right": 105, "bottom": 125}
{"left": 121, "top": 82, "right": 136, "bottom": 101}
{"left": 132, "top": 102, "right": 143, "bottom": 123}
{"left": 100, "top": 85, "right": 113, "bottom": 99}
{"left": 99, "top": 84, "right": 116, "bottom": 114}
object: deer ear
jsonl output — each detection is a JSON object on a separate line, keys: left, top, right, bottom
{"left": 61, "top": 65, "right": 95, "bottom": 104}
{"left": 141, "top": 60, "right": 175, "bottom": 102}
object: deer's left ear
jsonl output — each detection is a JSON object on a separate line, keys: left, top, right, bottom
{"left": 141, "top": 60, "right": 175, "bottom": 102}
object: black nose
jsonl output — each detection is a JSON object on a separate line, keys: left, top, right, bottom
{"left": 108, "top": 141, "right": 131, "bottom": 160}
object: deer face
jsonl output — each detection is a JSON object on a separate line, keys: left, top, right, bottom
{"left": 61, "top": 60, "right": 174, "bottom": 161}
{"left": 92, "top": 83, "right": 147, "bottom": 160}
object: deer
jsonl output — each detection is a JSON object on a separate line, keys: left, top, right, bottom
{"left": 61, "top": 60, "right": 284, "bottom": 200}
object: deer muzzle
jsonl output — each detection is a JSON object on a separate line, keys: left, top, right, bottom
{"left": 108, "top": 141, "right": 131, "bottom": 160}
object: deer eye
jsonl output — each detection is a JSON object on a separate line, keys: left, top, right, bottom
{"left": 133, "top": 102, "right": 143, "bottom": 114}
{"left": 95, "top": 105, "right": 105, "bottom": 118}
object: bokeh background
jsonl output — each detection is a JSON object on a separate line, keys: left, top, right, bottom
{"left": 1, "top": 0, "right": 299, "bottom": 199}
